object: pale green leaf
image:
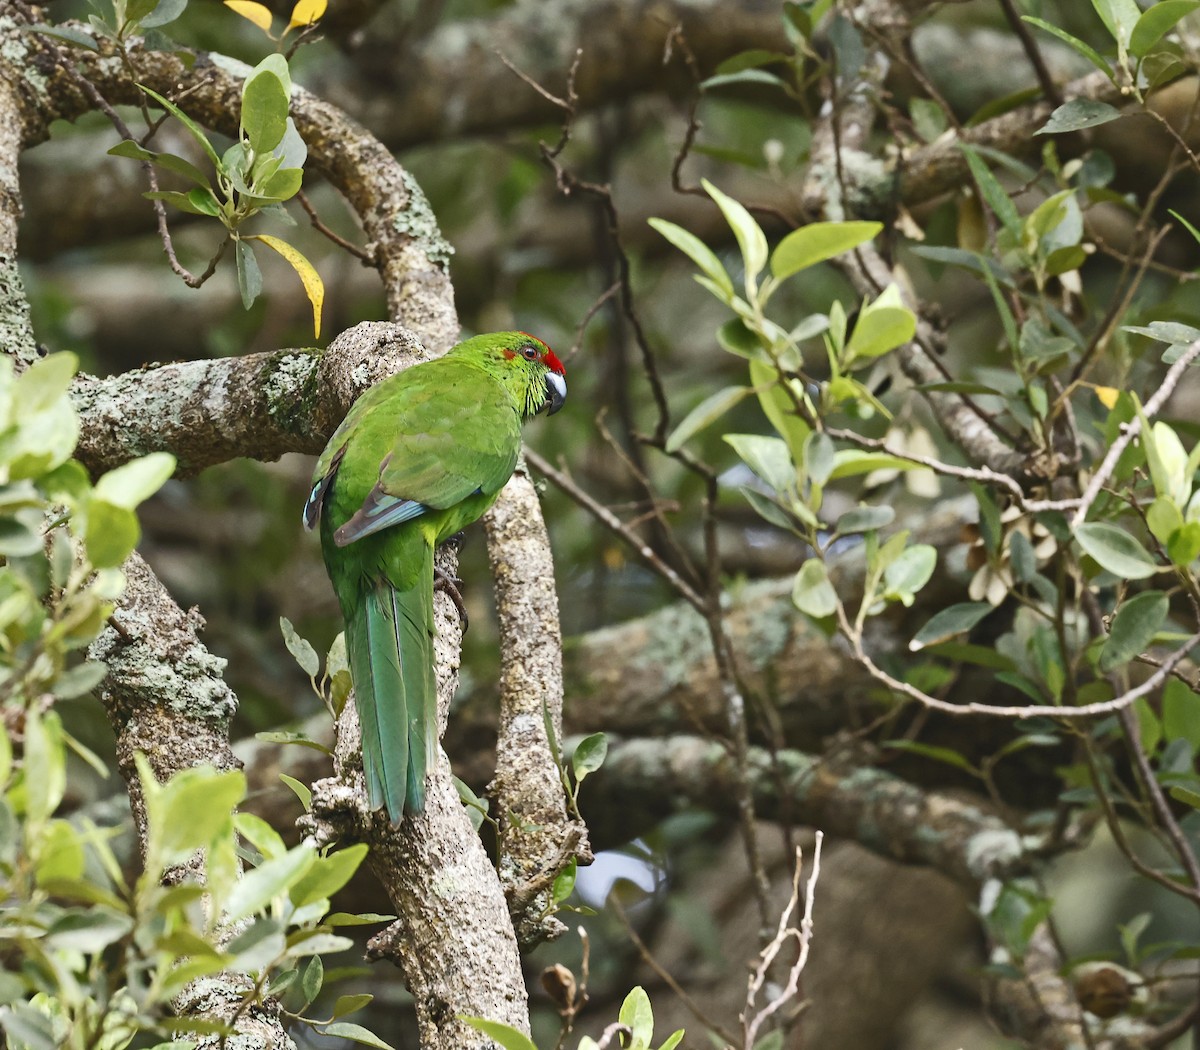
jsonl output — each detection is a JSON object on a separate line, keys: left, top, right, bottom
{"left": 770, "top": 221, "right": 881, "bottom": 280}
{"left": 94, "top": 452, "right": 176, "bottom": 510}
{"left": 1075, "top": 522, "right": 1158, "bottom": 579}
{"left": 665, "top": 386, "right": 753, "bottom": 452}
{"left": 648, "top": 218, "right": 733, "bottom": 298}
{"left": 792, "top": 559, "right": 837, "bottom": 618}
{"left": 458, "top": 1018, "right": 536, "bottom": 1050}
{"left": 703, "top": 179, "right": 768, "bottom": 282}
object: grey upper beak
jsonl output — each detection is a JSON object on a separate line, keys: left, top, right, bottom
{"left": 545, "top": 371, "right": 567, "bottom": 415}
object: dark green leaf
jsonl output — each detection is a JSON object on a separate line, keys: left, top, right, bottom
{"left": 1036, "top": 99, "right": 1122, "bottom": 135}
{"left": 236, "top": 239, "right": 263, "bottom": 310}
{"left": 141, "top": 0, "right": 189, "bottom": 26}
{"left": 909, "top": 602, "right": 993, "bottom": 651}
{"left": 884, "top": 740, "right": 980, "bottom": 775}
{"left": 1021, "top": 18, "right": 1112, "bottom": 77}
{"left": 241, "top": 69, "right": 290, "bottom": 153}
{"left": 571, "top": 733, "right": 608, "bottom": 780}
{"left": 23, "top": 22, "right": 100, "bottom": 49}
{"left": 1099, "top": 591, "right": 1168, "bottom": 673}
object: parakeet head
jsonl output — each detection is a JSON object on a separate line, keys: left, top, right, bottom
{"left": 454, "top": 331, "right": 567, "bottom": 418}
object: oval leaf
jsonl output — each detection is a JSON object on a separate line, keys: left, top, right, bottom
{"left": 771, "top": 221, "right": 882, "bottom": 280}
{"left": 792, "top": 559, "right": 837, "bottom": 618}
{"left": 1036, "top": 99, "right": 1122, "bottom": 135}
{"left": 910, "top": 602, "right": 994, "bottom": 651}
{"left": 224, "top": 0, "right": 273, "bottom": 31}
{"left": 1099, "top": 591, "right": 1169, "bottom": 673}
{"left": 1075, "top": 522, "right": 1158, "bottom": 579}
{"left": 702, "top": 179, "right": 767, "bottom": 282}
{"left": 665, "top": 386, "right": 752, "bottom": 452}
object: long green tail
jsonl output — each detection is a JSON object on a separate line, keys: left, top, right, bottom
{"left": 344, "top": 555, "right": 437, "bottom": 821}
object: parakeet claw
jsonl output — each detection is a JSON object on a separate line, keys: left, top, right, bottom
{"left": 434, "top": 567, "right": 469, "bottom": 631}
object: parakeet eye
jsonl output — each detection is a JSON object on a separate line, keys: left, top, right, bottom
{"left": 520, "top": 344, "right": 539, "bottom": 361}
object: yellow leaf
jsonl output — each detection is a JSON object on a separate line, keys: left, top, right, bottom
{"left": 224, "top": 0, "right": 274, "bottom": 32}
{"left": 1093, "top": 385, "right": 1120, "bottom": 410}
{"left": 288, "top": 0, "right": 326, "bottom": 31}
{"left": 248, "top": 234, "right": 324, "bottom": 339}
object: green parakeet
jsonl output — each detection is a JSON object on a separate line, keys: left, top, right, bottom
{"left": 304, "top": 332, "right": 567, "bottom": 821}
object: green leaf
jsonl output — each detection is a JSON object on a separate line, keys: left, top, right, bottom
{"left": 658, "top": 1032, "right": 685, "bottom": 1050}
{"left": 253, "top": 167, "right": 303, "bottom": 202}
{"left": 225, "top": 844, "right": 316, "bottom": 920}
{"left": 909, "top": 602, "right": 994, "bottom": 651}
{"left": 665, "top": 386, "right": 752, "bottom": 452}
{"left": 107, "top": 140, "right": 211, "bottom": 188}
{"left": 236, "top": 239, "right": 262, "bottom": 310}
{"left": 1021, "top": 18, "right": 1112, "bottom": 77}
{"left": 724, "top": 434, "right": 794, "bottom": 493}
{"left": 844, "top": 287, "right": 916, "bottom": 361}
{"left": 959, "top": 145, "right": 1020, "bottom": 233}
{"left": 836, "top": 505, "right": 895, "bottom": 535}
{"left": 23, "top": 22, "right": 100, "bottom": 50}
{"left": 141, "top": 0, "right": 189, "bottom": 27}
{"left": 1092, "top": 0, "right": 1143, "bottom": 48}
{"left": 52, "top": 660, "right": 108, "bottom": 700}
{"left": 280, "top": 616, "right": 320, "bottom": 677}
{"left": 255, "top": 731, "right": 334, "bottom": 754}
{"left": 1163, "top": 678, "right": 1200, "bottom": 751}
{"left": 703, "top": 179, "right": 768, "bottom": 282}
{"left": 804, "top": 431, "right": 835, "bottom": 487}
{"left": 1036, "top": 99, "right": 1122, "bottom": 135}
{"left": 571, "top": 733, "right": 608, "bottom": 781}
{"left": 792, "top": 559, "right": 837, "bottom": 618}
{"left": 1167, "top": 522, "right": 1200, "bottom": 565}
{"left": 84, "top": 497, "right": 140, "bottom": 564}
{"left": 21, "top": 708, "right": 66, "bottom": 824}
{"left": 95, "top": 452, "right": 176, "bottom": 509}
{"left": 241, "top": 67, "right": 290, "bottom": 153}
{"left": 458, "top": 1018, "right": 536, "bottom": 1050}
{"left": 1099, "top": 591, "right": 1168, "bottom": 673}
{"left": 332, "top": 995, "right": 374, "bottom": 1020}
{"left": 279, "top": 773, "right": 312, "bottom": 810}
{"left": 883, "top": 544, "right": 937, "bottom": 604}
{"left": 147, "top": 762, "right": 244, "bottom": 869}
{"left": 1170, "top": 784, "right": 1200, "bottom": 809}
{"left": 16, "top": 352, "right": 77, "bottom": 416}
{"left": 701, "top": 68, "right": 790, "bottom": 92}
{"left": 1075, "top": 522, "right": 1158, "bottom": 579}
{"left": 316, "top": 1024, "right": 393, "bottom": 1050}
{"left": 619, "top": 986, "right": 655, "bottom": 1047}
{"left": 770, "top": 221, "right": 881, "bottom": 280}
{"left": 324, "top": 912, "right": 395, "bottom": 926}
{"left": 301, "top": 954, "right": 324, "bottom": 1005}
{"left": 289, "top": 843, "right": 368, "bottom": 907}
{"left": 235, "top": 811, "right": 286, "bottom": 860}
{"left": 551, "top": 858, "right": 576, "bottom": 905}
{"left": 648, "top": 218, "right": 733, "bottom": 299}
{"left": 46, "top": 907, "right": 133, "bottom": 952}
{"left": 138, "top": 84, "right": 221, "bottom": 167}
{"left": 885, "top": 739, "right": 979, "bottom": 776}
{"left": 829, "top": 450, "right": 924, "bottom": 479}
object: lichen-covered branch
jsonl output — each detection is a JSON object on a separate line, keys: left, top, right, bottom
{"left": 484, "top": 465, "right": 592, "bottom": 947}
{"left": 305, "top": 546, "right": 530, "bottom": 1049}
{"left": 71, "top": 323, "right": 429, "bottom": 476}
{"left": 590, "top": 734, "right": 1027, "bottom": 889}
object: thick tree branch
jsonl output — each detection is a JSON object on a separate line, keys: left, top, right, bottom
{"left": 484, "top": 464, "right": 592, "bottom": 948}
{"left": 588, "top": 734, "right": 1027, "bottom": 890}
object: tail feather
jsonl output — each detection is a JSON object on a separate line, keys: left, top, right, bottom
{"left": 345, "top": 556, "right": 436, "bottom": 821}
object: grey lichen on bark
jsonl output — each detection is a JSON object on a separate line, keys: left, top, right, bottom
{"left": 305, "top": 544, "right": 531, "bottom": 1048}
{"left": 484, "top": 464, "right": 592, "bottom": 948}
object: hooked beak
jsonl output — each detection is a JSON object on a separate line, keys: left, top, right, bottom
{"left": 545, "top": 371, "right": 567, "bottom": 415}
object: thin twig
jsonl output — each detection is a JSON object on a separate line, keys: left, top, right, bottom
{"left": 524, "top": 448, "right": 705, "bottom": 611}
{"left": 297, "top": 190, "right": 375, "bottom": 264}
{"left": 742, "top": 836, "right": 824, "bottom": 1050}
{"left": 997, "top": 0, "right": 1063, "bottom": 106}
{"left": 610, "top": 897, "right": 741, "bottom": 1047}
{"left": 1071, "top": 340, "right": 1200, "bottom": 528}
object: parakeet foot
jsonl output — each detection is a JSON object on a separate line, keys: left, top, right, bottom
{"left": 434, "top": 567, "right": 469, "bottom": 631}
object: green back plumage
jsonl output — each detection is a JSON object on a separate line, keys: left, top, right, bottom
{"left": 306, "top": 332, "right": 566, "bottom": 821}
